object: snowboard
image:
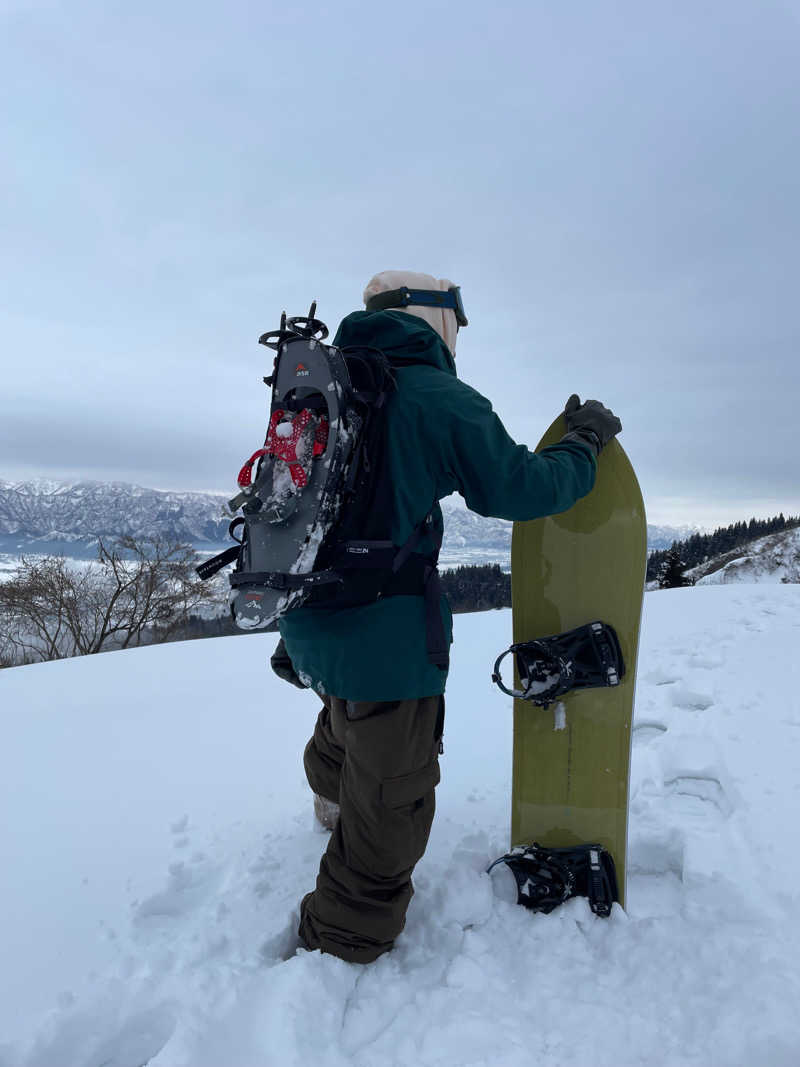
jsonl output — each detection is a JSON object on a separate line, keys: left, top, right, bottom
{"left": 510, "top": 415, "right": 646, "bottom": 907}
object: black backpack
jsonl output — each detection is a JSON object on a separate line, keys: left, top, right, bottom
{"left": 197, "top": 304, "right": 448, "bottom": 668}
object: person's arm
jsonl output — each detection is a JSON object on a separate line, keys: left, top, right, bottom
{"left": 270, "top": 637, "right": 309, "bottom": 689}
{"left": 436, "top": 380, "right": 618, "bottom": 521}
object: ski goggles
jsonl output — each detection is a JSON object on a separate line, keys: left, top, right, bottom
{"left": 365, "top": 285, "right": 468, "bottom": 328}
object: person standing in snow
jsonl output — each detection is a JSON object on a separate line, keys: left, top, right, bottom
{"left": 271, "top": 270, "right": 622, "bottom": 963}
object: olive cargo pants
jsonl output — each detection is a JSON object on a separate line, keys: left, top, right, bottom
{"left": 299, "top": 693, "right": 444, "bottom": 963}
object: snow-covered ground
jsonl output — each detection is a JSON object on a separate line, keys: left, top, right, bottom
{"left": 1, "top": 585, "right": 799, "bottom": 1066}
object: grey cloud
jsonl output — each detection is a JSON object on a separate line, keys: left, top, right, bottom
{"left": 1, "top": 1, "right": 799, "bottom": 526}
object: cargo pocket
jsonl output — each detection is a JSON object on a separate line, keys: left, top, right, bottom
{"left": 381, "top": 759, "right": 441, "bottom": 811}
{"left": 378, "top": 759, "right": 441, "bottom": 872}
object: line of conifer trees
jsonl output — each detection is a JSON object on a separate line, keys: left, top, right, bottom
{"left": 438, "top": 563, "right": 511, "bottom": 613}
{"left": 646, "top": 513, "right": 800, "bottom": 583}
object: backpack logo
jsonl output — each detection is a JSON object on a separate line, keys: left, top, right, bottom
{"left": 295, "top": 363, "right": 310, "bottom": 377}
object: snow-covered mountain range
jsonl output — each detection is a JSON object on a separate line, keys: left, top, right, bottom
{"left": 0, "top": 479, "right": 690, "bottom": 563}
{"left": 0, "top": 479, "right": 231, "bottom": 556}
{"left": 646, "top": 522, "right": 698, "bottom": 549}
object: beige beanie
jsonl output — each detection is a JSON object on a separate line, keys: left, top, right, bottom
{"left": 363, "top": 270, "right": 460, "bottom": 355}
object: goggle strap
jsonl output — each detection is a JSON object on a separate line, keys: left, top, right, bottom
{"left": 365, "top": 286, "right": 468, "bottom": 327}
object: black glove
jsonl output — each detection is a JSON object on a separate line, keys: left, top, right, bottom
{"left": 560, "top": 394, "right": 622, "bottom": 456}
{"left": 270, "top": 638, "right": 309, "bottom": 690}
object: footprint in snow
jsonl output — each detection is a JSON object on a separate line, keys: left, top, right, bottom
{"left": 133, "top": 858, "right": 221, "bottom": 923}
{"left": 663, "top": 774, "right": 734, "bottom": 819}
{"left": 643, "top": 669, "right": 679, "bottom": 686}
{"left": 668, "top": 685, "right": 715, "bottom": 711}
{"left": 632, "top": 721, "right": 668, "bottom": 745}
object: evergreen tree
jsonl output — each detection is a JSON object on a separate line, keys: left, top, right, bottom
{"left": 439, "top": 563, "right": 511, "bottom": 613}
{"left": 658, "top": 546, "right": 695, "bottom": 589}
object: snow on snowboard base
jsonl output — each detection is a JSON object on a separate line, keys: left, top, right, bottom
{"left": 510, "top": 414, "right": 646, "bottom": 907}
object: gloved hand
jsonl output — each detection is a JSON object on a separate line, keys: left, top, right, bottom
{"left": 270, "top": 637, "right": 309, "bottom": 689}
{"left": 560, "top": 394, "right": 622, "bottom": 456}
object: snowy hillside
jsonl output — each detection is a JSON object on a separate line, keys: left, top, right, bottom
{"left": 695, "top": 526, "right": 800, "bottom": 585}
{"left": 2, "top": 585, "right": 799, "bottom": 1066}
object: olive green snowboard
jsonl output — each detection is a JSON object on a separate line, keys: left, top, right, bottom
{"left": 510, "top": 415, "right": 646, "bottom": 906}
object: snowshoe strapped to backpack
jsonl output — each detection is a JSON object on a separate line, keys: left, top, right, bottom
{"left": 196, "top": 303, "right": 449, "bottom": 668}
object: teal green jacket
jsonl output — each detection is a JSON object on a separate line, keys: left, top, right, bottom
{"left": 279, "top": 311, "right": 596, "bottom": 701}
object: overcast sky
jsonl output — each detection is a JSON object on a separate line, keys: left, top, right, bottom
{"left": 2, "top": 0, "right": 799, "bottom": 527}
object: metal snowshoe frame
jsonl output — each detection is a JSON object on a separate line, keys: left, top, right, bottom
{"left": 198, "top": 304, "right": 357, "bottom": 630}
{"left": 492, "top": 620, "right": 625, "bottom": 708}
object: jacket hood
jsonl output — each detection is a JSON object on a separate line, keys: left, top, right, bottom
{"left": 333, "top": 310, "right": 457, "bottom": 377}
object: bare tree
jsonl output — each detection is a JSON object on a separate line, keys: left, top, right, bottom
{"left": 0, "top": 536, "right": 226, "bottom": 666}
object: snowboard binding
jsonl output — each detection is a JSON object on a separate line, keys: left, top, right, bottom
{"left": 492, "top": 621, "right": 625, "bottom": 708}
{"left": 488, "top": 842, "right": 618, "bottom": 918}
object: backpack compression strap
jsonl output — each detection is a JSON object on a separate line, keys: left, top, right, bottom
{"left": 217, "top": 511, "right": 450, "bottom": 671}
{"left": 196, "top": 518, "right": 246, "bottom": 581}
{"left": 329, "top": 509, "right": 449, "bottom": 670}
{"left": 396, "top": 510, "right": 449, "bottom": 670}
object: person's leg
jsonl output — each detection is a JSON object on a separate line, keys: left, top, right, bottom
{"left": 303, "top": 695, "right": 344, "bottom": 806}
{"left": 299, "top": 694, "right": 444, "bottom": 963}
